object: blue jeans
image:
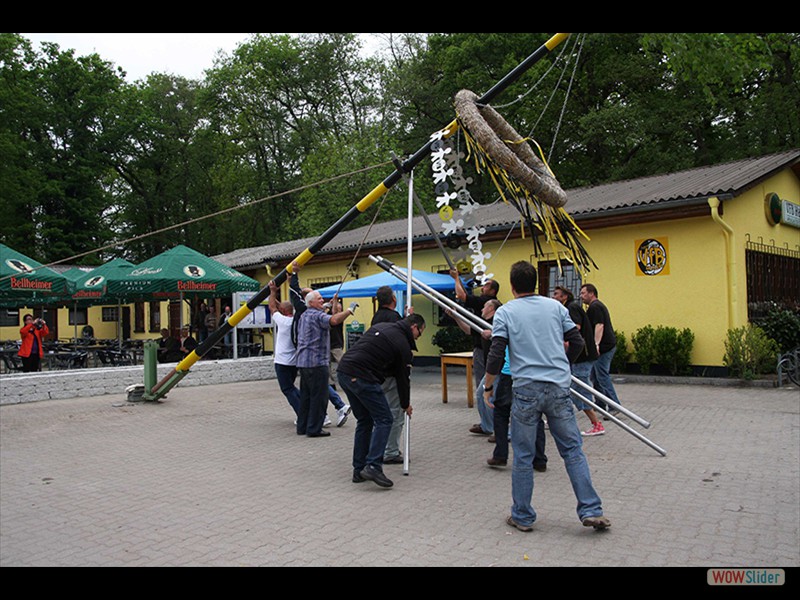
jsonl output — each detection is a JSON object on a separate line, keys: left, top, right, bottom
{"left": 328, "top": 385, "right": 345, "bottom": 411}
{"left": 477, "top": 375, "right": 494, "bottom": 434}
{"left": 510, "top": 381, "right": 603, "bottom": 526}
{"left": 570, "top": 360, "right": 595, "bottom": 412}
{"left": 275, "top": 362, "right": 300, "bottom": 416}
{"left": 381, "top": 377, "right": 404, "bottom": 460}
{"left": 591, "top": 347, "right": 620, "bottom": 410}
{"left": 298, "top": 366, "right": 329, "bottom": 435}
{"left": 338, "top": 373, "right": 394, "bottom": 473}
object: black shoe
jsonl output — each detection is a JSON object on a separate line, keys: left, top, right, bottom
{"left": 383, "top": 455, "right": 404, "bottom": 464}
{"left": 360, "top": 465, "right": 393, "bottom": 488}
{"left": 534, "top": 463, "right": 547, "bottom": 472}
{"left": 307, "top": 431, "right": 331, "bottom": 437}
{"left": 352, "top": 470, "right": 366, "bottom": 483}
{"left": 602, "top": 409, "right": 621, "bottom": 421}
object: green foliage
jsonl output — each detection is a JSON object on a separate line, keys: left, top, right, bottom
{"left": 723, "top": 325, "right": 780, "bottom": 380}
{"left": 431, "top": 326, "right": 472, "bottom": 354}
{"left": 754, "top": 306, "right": 800, "bottom": 354}
{"left": 632, "top": 325, "right": 695, "bottom": 375}
{"left": 611, "top": 331, "right": 631, "bottom": 373}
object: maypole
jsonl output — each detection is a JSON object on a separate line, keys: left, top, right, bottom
{"left": 146, "top": 33, "right": 572, "bottom": 402}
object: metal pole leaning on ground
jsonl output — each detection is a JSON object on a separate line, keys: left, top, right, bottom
{"left": 569, "top": 374, "right": 650, "bottom": 428}
{"left": 370, "top": 255, "right": 667, "bottom": 455}
{"left": 571, "top": 389, "right": 666, "bottom": 456}
{"left": 145, "top": 33, "right": 571, "bottom": 402}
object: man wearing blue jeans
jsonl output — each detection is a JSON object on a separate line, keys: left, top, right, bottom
{"left": 580, "top": 283, "right": 621, "bottom": 418}
{"left": 484, "top": 261, "right": 610, "bottom": 532}
{"left": 337, "top": 314, "right": 425, "bottom": 488}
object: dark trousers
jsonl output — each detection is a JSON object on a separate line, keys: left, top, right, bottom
{"left": 493, "top": 374, "right": 547, "bottom": 466}
{"left": 21, "top": 354, "right": 41, "bottom": 372}
{"left": 338, "top": 373, "right": 393, "bottom": 473}
{"left": 298, "top": 366, "right": 329, "bottom": 436}
{"left": 275, "top": 363, "right": 300, "bottom": 416}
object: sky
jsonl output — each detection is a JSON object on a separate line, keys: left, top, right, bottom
{"left": 20, "top": 33, "right": 387, "bottom": 83}
{"left": 20, "top": 33, "right": 254, "bottom": 82}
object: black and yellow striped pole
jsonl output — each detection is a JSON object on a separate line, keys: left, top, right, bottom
{"left": 147, "top": 33, "right": 571, "bottom": 401}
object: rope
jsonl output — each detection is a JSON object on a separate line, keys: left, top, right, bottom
{"left": 14, "top": 160, "right": 394, "bottom": 276}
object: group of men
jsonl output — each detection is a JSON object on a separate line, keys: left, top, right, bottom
{"left": 268, "top": 263, "right": 423, "bottom": 489}
{"left": 267, "top": 258, "right": 617, "bottom": 532}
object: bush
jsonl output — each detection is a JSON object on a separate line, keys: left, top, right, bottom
{"left": 431, "top": 326, "right": 472, "bottom": 354}
{"left": 611, "top": 330, "right": 630, "bottom": 373}
{"left": 632, "top": 325, "right": 695, "bottom": 375}
{"left": 754, "top": 306, "right": 800, "bottom": 353}
{"left": 723, "top": 324, "right": 780, "bottom": 379}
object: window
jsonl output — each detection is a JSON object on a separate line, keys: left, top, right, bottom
{"left": 101, "top": 307, "right": 118, "bottom": 321}
{"left": 134, "top": 302, "right": 145, "bottom": 333}
{"left": 68, "top": 307, "right": 88, "bottom": 326}
{"left": 537, "top": 260, "right": 582, "bottom": 299}
{"left": 0, "top": 308, "right": 19, "bottom": 327}
{"left": 149, "top": 302, "right": 160, "bottom": 332}
{"left": 745, "top": 240, "right": 800, "bottom": 321}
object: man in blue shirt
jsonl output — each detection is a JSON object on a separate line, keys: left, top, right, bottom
{"left": 484, "top": 261, "right": 610, "bottom": 532}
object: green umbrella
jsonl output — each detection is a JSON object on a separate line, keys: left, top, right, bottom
{"left": 64, "top": 258, "right": 137, "bottom": 305}
{"left": 0, "top": 243, "right": 70, "bottom": 307}
{"left": 105, "top": 245, "right": 259, "bottom": 301}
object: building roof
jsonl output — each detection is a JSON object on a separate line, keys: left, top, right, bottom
{"left": 214, "top": 149, "right": 800, "bottom": 270}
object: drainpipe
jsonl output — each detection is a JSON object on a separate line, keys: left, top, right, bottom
{"left": 708, "top": 196, "right": 737, "bottom": 330}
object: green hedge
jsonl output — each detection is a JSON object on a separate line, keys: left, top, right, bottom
{"left": 724, "top": 324, "right": 780, "bottom": 379}
{"left": 632, "top": 325, "right": 695, "bottom": 375}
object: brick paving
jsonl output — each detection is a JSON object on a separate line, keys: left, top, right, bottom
{"left": 1, "top": 367, "right": 798, "bottom": 570}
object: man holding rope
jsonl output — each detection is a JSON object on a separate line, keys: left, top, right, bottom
{"left": 483, "top": 261, "right": 610, "bottom": 532}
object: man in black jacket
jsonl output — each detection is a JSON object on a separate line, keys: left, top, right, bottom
{"left": 337, "top": 313, "right": 426, "bottom": 488}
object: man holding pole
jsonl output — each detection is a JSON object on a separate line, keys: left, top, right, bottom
{"left": 483, "top": 261, "right": 610, "bottom": 532}
{"left": 337, "top": 314, "right": 426, "bottom": 488}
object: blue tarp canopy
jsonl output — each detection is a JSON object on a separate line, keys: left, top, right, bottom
{"left": 314, "top": 269, "right": 457, "bottom": 299}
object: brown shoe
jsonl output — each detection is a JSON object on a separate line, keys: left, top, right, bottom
{"left": 582, "top": 516, "right": 611, "bottom": 530}
{"left": 469, "top": 424, "right": 490, "bottom": 435}
{"left": 487, "top": 457, "right": 507, "bottom": 467}
{"left": 506, "top": 515, "right": 533, "bottom": 532}
{"left": 487, "top": 435, "right": 496, "bottom": 443}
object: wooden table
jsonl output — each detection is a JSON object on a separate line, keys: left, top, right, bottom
{"left": 440, "top": 351, "right": 474, "bottom": 407}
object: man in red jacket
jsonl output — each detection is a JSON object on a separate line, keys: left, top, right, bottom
{"left": 18, "top": 314, "right": 49, "bottom": 372}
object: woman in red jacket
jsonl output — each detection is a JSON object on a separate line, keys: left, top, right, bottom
{"left": 18, "top": 314, "right": 49, "bottom": 372}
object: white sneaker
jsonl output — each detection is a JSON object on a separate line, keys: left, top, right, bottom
{"left": 336, "top": 404, "right": 351, "bottom": 427}
{"left": 323, "top": 415, "right": 332, "bottom": 428}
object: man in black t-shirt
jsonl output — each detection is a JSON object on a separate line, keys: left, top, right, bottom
{"left": 553, "top": 286, "right": 605, "bottom": 436}
{"left": 580, "top": 283, "right": 622, "bottom": 417}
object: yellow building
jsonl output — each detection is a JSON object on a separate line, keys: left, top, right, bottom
{"left": 215, "top": 149, "right": 800, "bottom": 372}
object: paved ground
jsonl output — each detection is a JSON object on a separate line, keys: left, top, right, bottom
{"left": 1, "top": 367, "right": 798, "bottom": 573}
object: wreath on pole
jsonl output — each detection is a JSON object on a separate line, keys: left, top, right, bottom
{"left": 454, "top": 89, "right": 596, "bottom": 274}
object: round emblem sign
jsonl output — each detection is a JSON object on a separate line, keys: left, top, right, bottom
{"left": 636, "top": 239, "right": 668, "bottom": 276}
{"left": 183, "top": 265, "right": 205, "bottom": 278}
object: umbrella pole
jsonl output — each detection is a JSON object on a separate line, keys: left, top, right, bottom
{"left": 147, "top": 34, "right": 571, "bottom": 401}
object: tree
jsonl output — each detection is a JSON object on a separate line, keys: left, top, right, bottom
{"left": 0, "top": 33, "right": 126, "bottom": 264}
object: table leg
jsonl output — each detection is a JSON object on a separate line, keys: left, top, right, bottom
{"left": 441, "top": 361, "right": 448, "bottom": 404}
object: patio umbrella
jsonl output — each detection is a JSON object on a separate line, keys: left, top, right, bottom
{"left": 62, "top": 259, "right": 137, "bottom": 343}
{"left": 104, "top": 245, "right": 260, "bottom": 302}
{"left": 0, "top": 243, "right": 70, "bottom": 307}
